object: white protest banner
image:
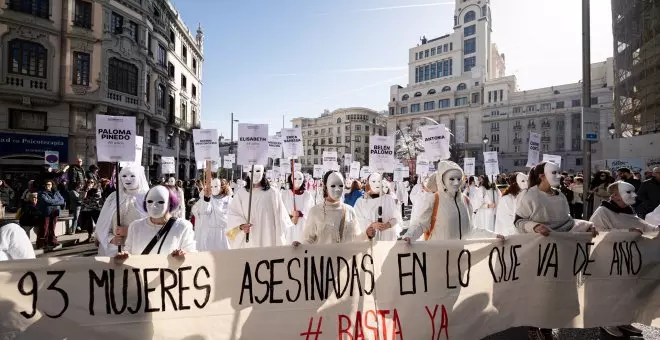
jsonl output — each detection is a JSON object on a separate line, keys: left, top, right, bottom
{"left": 192, "top": 129, "right": 220, "bottom": 161}
{"left": 542, "top": 154, "right": 562, "bottom": 168}
{"left": 324, "top": 161, "right": 340, "bottom": 173}
{"left": 607, "top": 158, "right": 646, "bottom": 174}
{"left": 312, "top": 164, "right": 324, "bottom": 179}
{"left": 349, "top": 161, "right": 360, "bottom": 179}
{"left": 44, "top": 151, "right": 59, "bottom": 169}
{"left": 119, "top": 136, "right": 143, "bottom": 167}
{"left": 2, "top": 234, "right": 660, "bottom": 340}
{"left": 282, "top": 161, "right": 302, "bottom": 174}
{"left": 394, "top": 166, "right": 408, "bottom": 182}
{"left": 281, "top": 128, "right": 304, "bottom": 159}
{"left": 526, "top": 132, "right": 541, "bottom": 168}
{"left": 222, "top": 154, "right": 234, "bottom": 169}
{"left": 416, "top": 156, "right": 430, "bottom": 176}
{"left": 237, "top": 123, "right": 269, "bottom": 166}
{"left": 420, "top": 124, "right": 450, "bottom": 161}
{"left": 160, "top": 156, "right": 175, "bottom": 174}
{"left": 360, "top": 166, "right": 371, "bottom": 179}
{"left": 484, "top": 151, "right": 500, "bottom": 176}
{"left": 343, "top": 154, "right": 353, "bottom": 166}
{"left": 95, "top": 114, "right": 136, "bottom": 162}
{"left": 463, "top": 157, "right": 476, "bottom": 176}
{"left": 369, "top": 135, "right": 395, "bottom": 173}
{"left": 267, "top": 135, "right": 283, "bottom": 160}
{"left": 266, "top": 169, "right": 274, "bottom": 179}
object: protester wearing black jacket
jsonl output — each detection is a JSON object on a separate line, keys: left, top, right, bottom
{"left": 636, "top": 168, "right": 660, "bottom": 219}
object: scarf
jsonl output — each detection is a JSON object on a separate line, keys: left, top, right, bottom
{"left": 601, "top": 200, "right": 634, "bottom": 215}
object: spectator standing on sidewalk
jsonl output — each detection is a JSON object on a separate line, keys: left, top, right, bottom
{"left": 36, "top": 180, "right": 64, "bottom": 251}
{"left": 80, "top": 179, "right": 102, "bottom": 243}
{"left": 67, "top": 158, "right": 86, "bottom": 191}
{"left": 636, "top": 167, "right": 660, "bottom": 219}
{"left": 68, "top": 182, "right": 84, "bottom": 235}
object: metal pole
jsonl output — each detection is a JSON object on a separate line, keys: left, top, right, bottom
{"left": 582, "top": 0, "right": 592, "bottom": 218}
{"left": 230, "top": 112, "right": 234, "bottom": 181}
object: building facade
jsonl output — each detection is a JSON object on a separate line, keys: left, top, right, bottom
{"left": 386, "top": 0, "right": 614, "bottom": 173}
{"left": 291, "top": 108, "right": 387, "bottom": 172}
{"left": 0, "top": 0, "right": 203, "bottom": 182}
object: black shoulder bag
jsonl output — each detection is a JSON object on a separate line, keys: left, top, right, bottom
{"left": 141, "top": 218, "right": 177, "bottom": 255}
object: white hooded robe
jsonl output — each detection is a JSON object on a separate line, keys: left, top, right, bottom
{"left": 281, "top": 190, "right": 314, "bottom": 243}
{"left": 125, "top": 218, "right": 196, "bottom": 255}
{"left": 227, "top": 187, "right": 292, "bottom": 248}
{"left": 354, "top": 194, "right": 402, "bottom": 241}
{"left": 194, "top": 195, "right": 232, "bottom": 251}
{"left": 0, "top": 223, "right": 35, "bottom": 260}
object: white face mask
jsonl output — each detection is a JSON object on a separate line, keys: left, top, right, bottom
{"left": 120, "top": 168, "right": 140, "bottom": 191}
{"left": 442, "top": 169, "right": 463, "bottom": 194}
{"left": 368, "top": 173, "right": 382, "bottom": 194}
{"left": 293, "top": 171, "right": 304, "bottom": 190}
{"left": 249, "top": 165, "right": 265, "bottom": 185}
{"left": 326, "top": 172, "right": 344, "bottom": 201}
{"left": 516, "top": 173, "right": 529, "bottom": 190}
{"left": 146, "top": 186, "right": 170, "bottom": 219}
{"left": 618, "top": 182, "right": 637, "bottom": 206}
{"left": 344, "top": 180, "right": 352, "bottom": 194}
{"left": 211, "top": 178, "right": 222, "bottom": 196}
{"left": 381, "top": 180, "right": 391, "bottom": 194}
{"left": 167, "top": 177, "right": 176, "bottom": 186}
{"left": 543, "top": 162, "right": 562, "bottom": 187}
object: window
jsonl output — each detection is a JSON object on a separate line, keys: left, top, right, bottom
{"left": 155, "top": 45, "right": 166, "bottom": 67}
{"left": 149, "top": 129, "right": 159, "bottom": 144}
{"left": 355, "top": 125, "right": 362, "bottom": 131}
{"left": 464, "top": 10, "right": 476, "bottom": 23}
{"left": 128, "top": 21, "right": 139, "bottom": 41}
{"left": 591, "top": 97, "right": 599, "bottom": 105}
{"left": 337, "top": 127, "right": 340, "bottom": 133}
{"left": 514, "top": 146, "right": 520, "bottom": 153}
{"left": 442, "top": 86, "right": 451, "bottom": 92}
{"left": 345, "top": 136, "right": 350, "bottom": 142}
{"left": 464, "top": 38, "right": 476, "bottom": 54}
{"left": 499, "top": 90, "right": 503, "bottom": 101}
{"left": 73, "top": 0, "right": 92, "bottom": 28}
{"left": 576, "top": 158, "right": 583, "bottom": 166}
{"left": 8, "top": 0, "right": 49, "bottom": 18}
{"left": 355, "top": 136, "right": 361, "bottom": 142}
{"left": 428, "top": 89, "right": 436, "bottom": 95}
{"left": 365, "top": 125, "right": 369, "bottom": 131}
{"left": 455, "top": 97, "right": 468, "bottom": 106}
{"left": 411, "top": 104, "right": 421, "bottom": 113}
{"left": 320, "top": 138, "right": 325, "bottom": 145}
{"left": 192, "top": 84, "right": 197, "bottom": 98}
{"left": 430, "top": 47, "right": 436, "bottom": 56}
{"left": 425, "top": 49, "right": 429, "bottom": 58}
{"left": 157, "top": 84, "right": 166, "bottom": 108}
{"left": 402, "top": 94, "right": 409, "bottom": 101}
{"left": 72, "top": 52, "right": 90, "bottom": 86}
{"left": 464, "top": 25, "right": 476, "bottom": 37}
{"left": 472, "top": 92, "right": 480, "bottom": 104}
{"left": 494, "top": 90, "right": 498, "bottom": 102}
{"left": 180, "top": 100, "right": 188, "bottom": 120}
{"left": 182, "top": 45, "right": 188, "bottom": 63}
{"left": 400, "top": 107, "right": 408, "bottom": 115}
{"left": 192, "top": 59, "right": 197, "bottom": 75}
{"left": 488, "top": 91, "right": 492, "bottom": 103}
{"left": 463, "top": 56, "right": 476, "bottom": 72}
{"left": 8, "top": 40, "right": 47, "bottom": 78}
{"left": 167, "top": 135, "right": 175, "bottom": 148}
{"left": 526, "top": 105, "right": 536, "bottom": 112}
{"left": 169, "top": 29, "right": 176, "bottom": 44}
{"left": 424, "top": 101, "right": 435, "bottom": 110}
{"left": 556, "top": 101, "right": 565, "bottom": 109}
{"left": 513, "top": 107, "right": 522, "bottom": 113}
{"left": 540, "top": 103, "right": 551, "bottom": 112}
{"left": 365, "top": 135, "right": 370, "bottom": 143}
{"left": 443, "top": 44, "right": 448, "bottom": 52}
{"left": 336, "top": 137, "right": 341, "bottom": 143}
{"left": 181, "top": 74, "right": 187, "bottom": 91}
{"left": 572, "top": 99, "right": 581, "bottom": 107}
{"left": 457, "top": 83, "right": 467, "bottom": 91}
{"left": 108, "top": 58, "right": 138, "bottom": 95}
{"left": 8, "top": 109, "right": 47, "bottom": 131}
{"left": 111, "top": 12, "right": 123, "bottom": 34}
{"left": 439, "top": 99, "right": 450, "bottom": 108}
{"left": 168, "top": 62, "right": 175, "bottom": 78}
{"left": 355, "top": 147, "right": 361, "bottom": 153}
{"left": 414, "top": 92, "right": 422, "bottom": 97}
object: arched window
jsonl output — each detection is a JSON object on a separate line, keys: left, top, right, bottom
{"left": 464, "top": 10, "right": 476, "bottom": 23}
{"left": 8, "top": 39, "right": 47, "bottom": 78}
{"left": 336, "top": 118, "right": 341, "bottom": 123}
{"left": 402, "top": 94, "right": 409, "bottom": 101}
{"left": 427, "top": 89, "right": 436, "bottom": 95}
{"left": 414, "top": 92, "right": 422, "bottom": 97}
{"left": 442, "top": 86, "right": 451, "bottom": 92}
{"left": 457, "top": 83, "right": 467, "bottom": 91}
{"left": 109, "top": 57, "right": 138, "bottom": 95}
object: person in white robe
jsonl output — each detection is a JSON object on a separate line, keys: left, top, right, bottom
{"left": 402, "top": 161, "right": 502, "bottom": 242}
{"left": 473, "top": 175, "right": 499, "bottom": 232}
{"left": 293, "top": 171, "right": 374, "bottom": 245}
{"left": 282, "top": 171, "right": 314, "bottom": 243}
{"left": 166, "top": 177, "right": 186, "bottom": 219}
{"left": 194, "top": 178, "right": 232, "bottom": 251}
{"left": 395, "top": 180, "right": 409, "bottom": 217}
{"left": 494, "top": 173, "right": 528, "bottom": 236}
{"left": 226, "top": 165, "right": 293, "bottom": 248}
{"left": 409, "top": 176, "right": 436, "bottom": 225}
{"left": 95, "top": 165, "right": 149, "bottom": 257}
{"left": 354, "top": 173, "right": 402, "bottom": 241}
{"left": 0, "top": 222, "right": 35, "bottom": 260}
{"left": 116, "top": 185, "right": 196, "bottom": 259}
{"left": 590, "top": 181, "right": 658, "bottom": 233}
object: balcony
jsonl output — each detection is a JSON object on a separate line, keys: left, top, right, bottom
{"left": 491, "top": 127, "right": 500, "bottom": 132}
{"left": 527, "top": 124, "right": 536, "bottom": 130}
{"left": 169, "top": 114, "right": 191, "bottom": 130}
{"left": 541, "top": 122, "right": 551, "bottom": 129}
{"left": 5, "top": 75, "right": 48, "bottom": 91}
{"left": 107, "top": 90, "right": 139, "bottom": 105}
{"left": 513, "top": 125, "right": 522, "bottom": 131}
{"left": 541, "top": 136, "right": 551, "bottom": 142}
{"left": 513, "top": 138, "right": 522, "bottom": 144}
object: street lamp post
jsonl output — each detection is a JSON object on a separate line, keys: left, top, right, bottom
{"left": 229, "top": 112, "right": 239, "bottom": 181}
{"left": 482, "top": 134, "right": 489, "bottom": 175}
{"left": 608, "top": 123, "right": 616, "bottom": 139}
{"left": 582, "top": 0, "right": 592, "bottom": 218}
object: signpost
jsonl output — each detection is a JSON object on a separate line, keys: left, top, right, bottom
{"left": 582, "top": 107, "right": 599, "bottom": 142}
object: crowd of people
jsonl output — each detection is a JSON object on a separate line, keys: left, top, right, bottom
{"left": 1, "top": 159, "right": 659, "bottom": 339}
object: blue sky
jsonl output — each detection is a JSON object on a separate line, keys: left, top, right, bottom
{"left": 175, "top": 0, "right": 613, "bottom": 139}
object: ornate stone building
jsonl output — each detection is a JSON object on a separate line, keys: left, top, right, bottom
{"left": 0, "top": 0, "right": 203, "bottom": 181}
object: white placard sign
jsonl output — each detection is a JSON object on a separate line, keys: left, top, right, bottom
{"left": 542, "top": 154, "right": 562, "bottom": 168}
{"left": 420, "top": 124, "right": 450, "bottom": 161}
{"left": 360, "top": 166, "right": 371, "bottom": 180}
{"left": 119, "top": 136, "right": 143, "bottom": 167}
{"left": 237, "top": 123, "right": 269, "bottom": 166}
{"left": 324, "top": 161, "right": 340, "bottom": 173}
{"left": 267, "top": 135, "right": 283, "bottom": 160}
{"left": 266, "top": 169, "right": 274, "bottom": 179}
{"left": 193, "top": 129, "right": 220, "bottom": 161}
{"left": 95, "top": 114, "right": 136, "bottom": 162}
{"left": 394, "top": 167, "right": 408, "bottom": 182}
{"left": 322, "top": 151, "right": 337, "bottom": 164}
{"left": 222, "top": 154, "right": 234, "bottom": 169}
{"left": 369, "top": 135, "right": 395, "bottom": 173}
{"left": 343, "top": 154, "right": 353, "bottom": 166}
{"left": 416, "top": 156, "right": 430, "bottom": 176}
{"left": 161, "top": 156, "right": 175, "bottom": 174}
{"left": 349, "top": 161, "right": 360, "bottom": 179}
{"left": 526, "top": 132, "right": 541, "bottom": 168}
{"left": 199, "top": 159, "right": 219, "bottom": 172}
{"left": 281, "top": 128, "right": 304, "bottom": 159}
{"left": 312, "top": 164, "right": 324, "bottom": 179}
{"left": 484, "top": 151, "right": 500, "bottom": 176}
{"left": 463, "top": 157, "right": 476, "bottom": 176}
